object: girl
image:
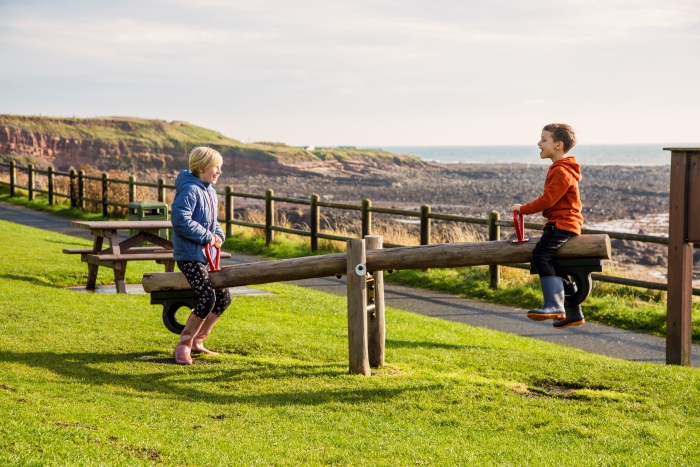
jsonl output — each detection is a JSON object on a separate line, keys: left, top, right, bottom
{"left": 171, "top": 147, "right": 231, "bottom": 364}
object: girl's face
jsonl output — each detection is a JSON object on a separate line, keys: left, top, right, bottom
{"left": 199, "top": 164, "right": 222, "bottom": 184}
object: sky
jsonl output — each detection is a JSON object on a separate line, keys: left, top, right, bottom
{"left": 0, "top": 0, "right": 698, "bottom": 146}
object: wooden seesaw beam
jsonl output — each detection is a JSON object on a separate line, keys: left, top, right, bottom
{"left": 143, "top": 234, "right": 610, "bottom": 375}
{"left": 141, "top": 234, "right": 610, "bottom": 293}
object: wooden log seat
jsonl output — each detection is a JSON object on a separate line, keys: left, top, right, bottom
{"left": 143, "top": 234, "right": 611, "bottom": 293}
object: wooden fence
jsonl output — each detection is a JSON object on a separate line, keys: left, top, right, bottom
{"left": 1, "top": 159, "right": 697, "bottom": 295}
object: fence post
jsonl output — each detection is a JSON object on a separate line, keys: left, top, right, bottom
{"left": 420, "top": 204, "right": 431, "bottom": 272}
{"left": 9, "top": 160, "right": 15, "bottom": 197}
{"left": 265, "top": 188, "right": 275, "bottom": 246}
{"left": 78, "top": 170, "right": 85, "bottom": 209}
{"left": 225, "top": 185, "right": 233, "bottom": 239}
{"left": 488, "top": 210, "right": 501, "bottom": 289}
{"left": 665, "top": 147, "right": 700, "bottom": 366}
{"left": 27, "top": 164, "right": 35, "bottom": 201}
{"left": 129, "top": 175, "right": 136, "bottom": 203}
{"left": 346, "top": 238, "right": 370, "bottom": 376}
{"left": 420, "top": 204, "right": 431, "bottom": 245}
{"left": 48, "top": 166, "right": 55, "bottom": 206}
{"left": 102, "top": 173, "right": 109, "bottom": 217}
{"left": 361, "top": 198, "right": 371, "bottom": 238}
{"left": 366, "top": 235, "right": 385, "bottom": 368}
{"left": 157, "top": 178, "right": 165, "bottom": 203}
{"left": 310, "top": 193, "right": 319, "bottom": 251}
{"left": 70, "top": 169, "right": 77, "bottom": 208}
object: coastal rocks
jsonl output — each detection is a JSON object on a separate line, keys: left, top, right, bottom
{"left": 226, "top": 163, "right": 670, "bottom": 225}
{"left": 224, "top": 162, "right": 679, "bottom": 278}
{"left": 610, "top": 239, "right": 667, "bottom": 267}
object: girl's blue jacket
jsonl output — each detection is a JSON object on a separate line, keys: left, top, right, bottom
{"left": 171, "top": 170, "right": 225, "bottom": 264}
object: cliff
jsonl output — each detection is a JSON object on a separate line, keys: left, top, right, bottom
{"left": 0, "top": 115, "right": 422, "bottom": 175}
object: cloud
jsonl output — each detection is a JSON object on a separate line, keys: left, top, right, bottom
{"left": 0, "top": 0, "right": 697, "bottom": 144}
{"left": 1, "top": 18, "right": 269, "bottom": 55}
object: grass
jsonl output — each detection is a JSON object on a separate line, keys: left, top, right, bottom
{"left": 2, "top": 188, "right": 699, "bottom": 343}
{"left": 225, "top": 224, "right": 700, "bottom": 343}
{"left": 383, "top": 268, "right": 700, "bottom": 342}
{"left": 2, "top": 220, "right": 700, "bottom": 465}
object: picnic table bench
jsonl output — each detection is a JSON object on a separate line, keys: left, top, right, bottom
{"left": 66, "top": 220, "right": 230, "bottom": 293}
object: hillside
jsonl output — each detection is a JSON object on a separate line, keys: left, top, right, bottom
{"left": 0, "top": 115, "right": 422, "bottom": 175}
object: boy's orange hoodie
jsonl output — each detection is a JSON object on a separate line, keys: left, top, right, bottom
{"left": 520, "top": 156, "right": 583, "bottom": 234}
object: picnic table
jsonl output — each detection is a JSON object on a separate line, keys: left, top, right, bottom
{"left": 65, "top": 220, "right": 229, "bottom": 293}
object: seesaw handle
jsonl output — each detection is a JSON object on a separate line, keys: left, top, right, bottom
{"left": 512, "top": 210, "right": 527, "bottom": 243}
{"left": 204, "top": 244, "right": 221, "bottom": 271}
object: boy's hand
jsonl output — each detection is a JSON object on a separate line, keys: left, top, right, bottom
{"left": 511, "top": 204, "right": 522, "bottom": 213}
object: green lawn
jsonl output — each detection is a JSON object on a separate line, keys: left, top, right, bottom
{"left": 2, "top": 188, "right": 699, "bottom": 343}
{"left": 224, "top": 226, "right": 700, "bottom": 343}
{"left": 2, "top": 221, "right": 700, "bottom": 466}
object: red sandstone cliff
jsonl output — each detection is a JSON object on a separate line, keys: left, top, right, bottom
{"left": 0, "top": 115, "right": 422, "bottom": 177}
{"left": 0, "top": 120, "right": 302, "bottom": 177}
{"left": 0, "top": 120, "right": 176, "bottom": 171}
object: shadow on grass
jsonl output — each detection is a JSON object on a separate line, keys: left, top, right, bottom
{"left": 0, "top": 273, "right": 62, "bottom": 288}
{"left": 44, "top": 238, "right": 88, "bottom": 247}
{"left": 386, "top": 339, "right": 489, "bottom": 351}
{"left": 0, "top": 351, "right": 431, "bottom": 406}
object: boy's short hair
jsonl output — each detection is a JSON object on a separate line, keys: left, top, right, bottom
{"left": 188, "top": 147, "right": 222, "bottom": 176}
{"left": 543, "top": 124, "right": 576, "bottom": 153}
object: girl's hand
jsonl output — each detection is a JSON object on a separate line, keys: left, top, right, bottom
{"left": 511, "top": 204, "right": 522, "bottom": 213}
{"left": 210, "top": 236, "right": 223, "bottom": 248}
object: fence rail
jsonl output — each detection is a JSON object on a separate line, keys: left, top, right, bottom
{"left": 1, "top": 159, "right": 697, "bottom": 295}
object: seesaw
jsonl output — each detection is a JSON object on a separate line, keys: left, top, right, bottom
{"left": 142, "top": 234, "right": 610, "bottom": 375}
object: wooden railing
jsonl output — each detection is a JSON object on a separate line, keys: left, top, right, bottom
{"left": 1, "top": 159, "right": 697, "bottom": 295}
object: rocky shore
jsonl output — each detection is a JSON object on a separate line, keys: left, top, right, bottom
{"left": 225, "top": 162, "right": 670, "bottom": 225}
{"left": 220, "top": 161, "right": 700, "bottom": 283}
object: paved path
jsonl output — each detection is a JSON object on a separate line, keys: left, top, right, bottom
{"left": 2, "top": 200, "right": 699, "bottom": 367}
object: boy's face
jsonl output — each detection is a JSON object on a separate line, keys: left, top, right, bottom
{"left": 199, "top": 163, "right": 222, "bottom": 185}
{"left": 538, "top": 131, "right": 563, "bottom": 160}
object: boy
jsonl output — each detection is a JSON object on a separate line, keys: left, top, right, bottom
{"left": 511, "top": 123, "right": 584, "bottom": 328}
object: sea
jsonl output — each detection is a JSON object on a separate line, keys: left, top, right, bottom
{"left": 368, "top": 144, "right": 692, "bottom": 166}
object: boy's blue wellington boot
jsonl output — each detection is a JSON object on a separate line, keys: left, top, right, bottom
{"left": 563, "top": 279, "right": 577, "bottom": 297}
{"left": 553, "top": 305, "right": 585, "bottom": 328}
{"left": 552, "top": 279, "right": 585, "bottom": 328}
{"left": 527, "top": 276, "right": 566, "bottom": 321}
{"left": 553, "top": 306, "right": 585, "bottom": 328}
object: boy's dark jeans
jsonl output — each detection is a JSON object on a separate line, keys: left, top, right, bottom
{"left": 532, "top": 224, "right": 576, "bottom": 277}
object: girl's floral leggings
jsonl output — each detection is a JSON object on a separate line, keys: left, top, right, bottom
{"left": 176, "top": 261, "right": 232, "bottom": 319}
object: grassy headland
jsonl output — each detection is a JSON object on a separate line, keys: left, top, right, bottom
{"left": 2, "top": 220, "right": 700, "bottom": 466}
{"left": 0, "top": 114, "right": 421, "bottom": 171}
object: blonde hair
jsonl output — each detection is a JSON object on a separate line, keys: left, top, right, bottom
{"left": 188, "top": 147, "right": 222, "bottom": 176}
